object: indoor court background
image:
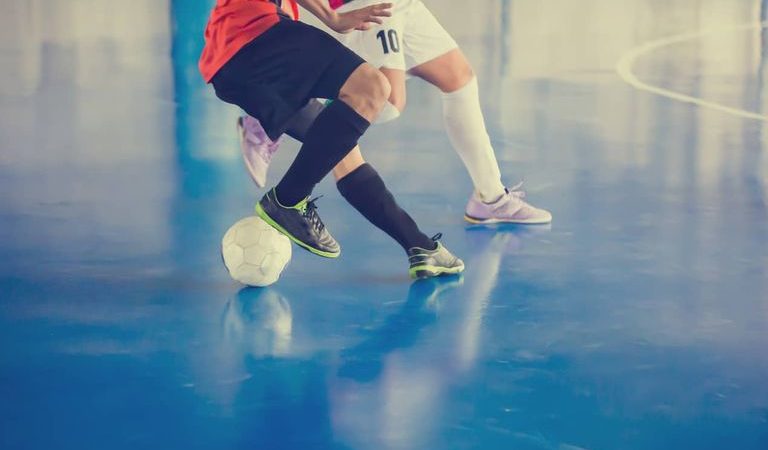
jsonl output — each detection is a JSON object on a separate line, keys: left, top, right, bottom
{"left": 1, "top": 1, "right": 767, "bottom": 449}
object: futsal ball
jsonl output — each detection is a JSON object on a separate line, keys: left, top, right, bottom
{"left": 221, "top": 216, "right": 292, "bottom": 287}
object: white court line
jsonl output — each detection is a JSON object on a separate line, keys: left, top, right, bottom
{"left": 616, "top": 21, "right": 768, "bottom": 121}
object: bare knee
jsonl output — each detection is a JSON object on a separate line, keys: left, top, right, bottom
{"left": 369, "top": 69, "right": 392, "bottom": 107}
{"left": 339, "top": 64, "right": 391, "bottom": 122}
{"left": 381, "top": 68, "right": 407, "bottom": 112}
{"left": 441, "top": 65, "right": 474, "bottom": 94}
{"left": 411, "top": 49, "right": 476, "bottom": 93}
{"left": 356, "top": 65, "right": 390, "bottom": 105}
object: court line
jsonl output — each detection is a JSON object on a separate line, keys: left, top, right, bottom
{"left": 615, "top": 21, "right": 768, "bottom": 121}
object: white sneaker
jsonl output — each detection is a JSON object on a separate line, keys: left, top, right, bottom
{"left": 464, "top": 182, "right": 553, "bottom": 224}
{"left": 237, "top": 115, "right": 281, "bottom": 188}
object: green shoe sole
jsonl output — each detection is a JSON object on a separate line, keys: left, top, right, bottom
{"left": 255, "top": 203, "right": 340, "bottom": 259}
{"left": 409, "top": 263, "right": 465, "bottom": 280}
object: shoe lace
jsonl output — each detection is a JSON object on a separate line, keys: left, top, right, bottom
{"left": 488, "top": 182, "right": 527, "bottom": 212}
{"left": 301, "top": 196, "right": 325, "bottom": 233}
{"left": 409, "top": 233, "right": 443, "bottom": 261}
{"left": 507, "top": 181, "right": 526, "bottom": 199}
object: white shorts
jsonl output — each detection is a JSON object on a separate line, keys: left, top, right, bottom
{"left": 333, "top": 0, "right": 459, "bottom": 71}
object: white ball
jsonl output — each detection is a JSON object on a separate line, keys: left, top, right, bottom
{"left": 221, "top": 216, "right": 292, "bottom": 287}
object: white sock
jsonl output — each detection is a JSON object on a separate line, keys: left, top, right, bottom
{"left": 442, "top": 77, "right": 505, "bottom": 202}
{"left": 375, "top": 101, "right": 401, "bottom": 124}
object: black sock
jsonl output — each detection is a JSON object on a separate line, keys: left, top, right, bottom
{"left": 337, "top": 163, "right": 435, "bottom": 252}
{"left": 276, "top": 100, "right": 370, "bottom": 206}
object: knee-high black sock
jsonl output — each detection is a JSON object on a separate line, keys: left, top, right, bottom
{"left": 276, "top": 100, "right": 370, "bottom": 206}
{"left": 337, "top": 163, "right": 435, "bottom": 252}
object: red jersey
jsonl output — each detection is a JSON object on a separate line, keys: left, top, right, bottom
{"left": 328, "top": 0, "right": 355, "bottom": 9}
{"left": 199, "top": 0, "right": 300, "bottom": 83}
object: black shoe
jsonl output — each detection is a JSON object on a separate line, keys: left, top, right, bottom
{"left": 255, "top": 188, "right": 340, "bottom": 258}
{"left": 407, "top": 233, "right": 464, "bottom": 279}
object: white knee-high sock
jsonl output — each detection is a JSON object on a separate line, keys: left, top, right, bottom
{"left": 375, "top": 101, "right": 401, "bottom": 124}
{"left": 442, "top": 77, "right": 505, "bottom": 202}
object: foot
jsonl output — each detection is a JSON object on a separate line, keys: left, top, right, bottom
{"left": 407, "top": 234, "right": 465, "bottom": 279}
{"left": 464, "top": 182, "right": 552, "bottom": 225}
{"left": 255, "top": 189, "right": 340, "bottom": 258}
{"left": 238, "top": 115, "right": 281, "bottom": 188}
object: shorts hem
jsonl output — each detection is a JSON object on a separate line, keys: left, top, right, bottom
{"left": 405, "top": 42, "right": 460, "bottom": 71}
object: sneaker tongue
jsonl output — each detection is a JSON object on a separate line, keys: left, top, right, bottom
{"left": 291, "top": 197, "right": 309, "bottom": 213}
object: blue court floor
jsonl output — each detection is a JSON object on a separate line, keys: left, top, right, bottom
{"left": 1, "top": 1, "right": 768, "bottom": 449}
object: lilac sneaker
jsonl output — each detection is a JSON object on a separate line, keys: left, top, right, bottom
{"left": 464, "top": 182, "right": 552, "bottom": 225}
{"left": 237, "top": 115, "right": 282, "bottom": 188}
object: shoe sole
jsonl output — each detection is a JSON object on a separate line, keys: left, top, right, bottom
{"left": 464, "top": 213, "right": 552, "bottom": 225}
{"left": 238, "top": 119, "right": 268, "bottom": 188}
{"left": 409, "top": 263, "right": 465, "bottom": 280}
{"left": 255, "top": 202, "right": 341, "bottom": 259}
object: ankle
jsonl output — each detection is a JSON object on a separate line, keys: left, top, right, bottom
{"left": 407, "top": 235, "right": 437, "bottom": 253}
{"left": 481, "top": 191, "right": 506, "bottom": 204}
{"left": 273, "top": 187, "right": 305, "bottom": 208}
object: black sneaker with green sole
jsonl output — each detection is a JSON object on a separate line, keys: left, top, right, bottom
{"left": 407, "top": 233, "right": 465, "bottom": 279}
{"left": 255, "top": 189, "right": 341, "bottom": 258}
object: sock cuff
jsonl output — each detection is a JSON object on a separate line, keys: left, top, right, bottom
{"left": 337, "top": 163, "right": 379, "bottom": 193}
{"left": 285, "top": 99, "right": 326, "bottom": 143}
{"left": 442, "top": 76, "right": 479, "bottom": 101}
{"left": 327, "top": 99, "right": 372, "bottom": 135}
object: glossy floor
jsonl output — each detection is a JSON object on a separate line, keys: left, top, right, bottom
{"left": 1, "top": 1, "right": 767, "bottom": 449}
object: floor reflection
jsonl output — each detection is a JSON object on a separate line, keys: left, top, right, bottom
{"left": 223, "top": 288, "right": 293, "bottom": 358}
{"left": 330, "top": 231, "right": 516, "bottom": 450}
{"left": 1, "top": 0, "right": 767, "bottom": 449}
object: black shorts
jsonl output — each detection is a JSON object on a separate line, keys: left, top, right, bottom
{"left": 285, "top": 99, "right": 326, "bottom": 142}
{"left": 211, "top": 19, "right": 365, "bottom": 141}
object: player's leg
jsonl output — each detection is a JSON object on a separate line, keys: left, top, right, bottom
{"left": 283, "top": 103, "right": 463, "bottom": 278}
{"left": 403, "top": 3, "right": 503, "bottom": 202}
{"left": 331, "top": 0, "right": 408, "bottom": 122}
{"left": 333, "top": 149, "right": 463, "bottom": 278}
{"left": 238, "top": 70, "right": 403, "bottom": 187}
{"left": 408, "top": 49, "right": 505, "bottom": 201}
{"left": 404, "top": 1, "right": 552, "bottom": 224}
{"left": 212, "top": 20, "right": 388, "bottom": 258}
{"left": 332, "top": 148, "right": 429, "bottom": 252}
{"left": 236, "top": 0, "right": 408, "bottom": 190}
{"left": 283, "top": 103, "right": 432, "bottom": 253}
{"left": 257, "top": 61, "right": 390, "bottom": 257}
{"left": 380, "top": 68, "right": 406, "bottom": 118}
